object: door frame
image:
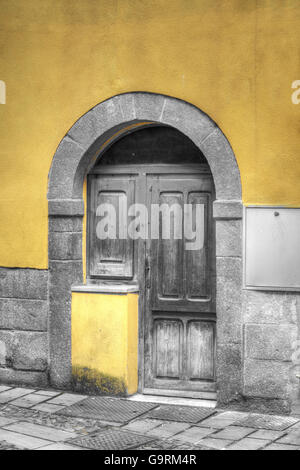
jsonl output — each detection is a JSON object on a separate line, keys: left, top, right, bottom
{"left": 47, "top": 92, "right": 243, "bottom": 408}
{"left": 88, "top": 163, "right": 216, "bottom": 399}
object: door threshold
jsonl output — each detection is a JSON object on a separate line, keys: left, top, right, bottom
{"left": 127, "top": 393, "right": 216, "bottom": 408}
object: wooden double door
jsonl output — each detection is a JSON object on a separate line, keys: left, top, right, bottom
{"left": 88, "top": 164, "right": 216, "bottom": 398}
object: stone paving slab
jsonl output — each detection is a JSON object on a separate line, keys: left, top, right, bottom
{"left": 276, "top": 429, "right": 300, "bottom": 446}
{"left": 33, "top": 390, "right": 62, "bottom": 397}
{"left": 32, "top": 403, "right": 65, "bottom": 414}
{"left": 37, "top": 443, "right": 84, "bottom": 450}
{"left": 197, "top": 437, "right": 233, "bottom": 450}
{"left": 121, "top": 418, "right": 163, "bottom": 433}
{"left": 47, "top": 393, "right": 87, "bottom": 406}
{"left": 235, "top": 413, "right": 299, "bottom": 431}
{"left": 3, "top": 421, "right": 78, "bottom": 442}
{"left": 212, "top": 426, "right": 256, "bottom": 441}
{"left": 0, "top": 388, "right": 36, "bottom": 404}
{"left": 0, "top": 416, "right": 20, "bottom": 426}
{"left": 146, "top": 421, "right": 190, "bottom": 438}
{"left": 0, "top": 386, "right": 12, "bottom": 393}
{"left": 172, "top": 426, "right": 215, "bottom": 443}
{"left": 264, "top": 443, "right": 300, "bottom": 450}
{"left": 199, "top": 411, "right": 249, "bottom": 429}
{"left": 0, "top": 428, "right": 52, "bottom": 449}
{"left": 249, "top": 429, "right": 286, "bottom": 440}
{"left": 10, "top": 393, "right": 51, "bottom": 409}
{"left": 0, "top": 404, "right": 107, "bottom": 434}
{"left": 228, "top": 438, "right": 269, "bottom": 450}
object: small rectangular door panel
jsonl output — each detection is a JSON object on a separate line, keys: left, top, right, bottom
{"left": 186, "top": 193, "right": 209, "bottom": 300}
{"left": 154, "top": 319, "right": 183, "bottom": 379}
{"left": 88, "top": 175, "right": 135, "bottom": 279}
{"left": 187, "top": 321, "right": 215, "bottom": 381}
{"left": 158, "top": 192, "right": 184, "bottom": 299}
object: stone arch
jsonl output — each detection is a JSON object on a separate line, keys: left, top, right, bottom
{"left": 48, "top": 93, "right": 243, "bottom": 406}
{"left": 48, "top": 92, "right": 241, "bottom": 207}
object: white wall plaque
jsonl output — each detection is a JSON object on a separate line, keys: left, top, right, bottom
{"left": 244, "top": 207, "right": 300, "bottom": 291}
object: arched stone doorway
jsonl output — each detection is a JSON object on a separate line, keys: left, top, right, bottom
{"left": 48, "top": 92, "right": 243, "bottom": 406}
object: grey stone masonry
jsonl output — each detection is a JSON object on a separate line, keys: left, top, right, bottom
{"left": 242, "top": 289, "right": 300, "bottom": 413}
{"left": 0, "top": 299, "right": 47, "bottom": 331}
{"left": 0, "top": 331, "right": 48, "bottom": 371}
{"left": 0, "top": 268, "right": 47, "bottom": 300}
{"left": 0, "top": 268, "right": 49, "bottom": 388}
{"left": 48, "top": 260, "right": 83, "bottom": 388}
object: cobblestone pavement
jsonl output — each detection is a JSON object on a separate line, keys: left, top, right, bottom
{"left": 0, "top": 385, "right": 299, "bottom": 450}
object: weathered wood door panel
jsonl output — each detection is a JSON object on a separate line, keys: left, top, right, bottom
{"left": 88, "top": 174, "right": 135, "bottom": 279}
{"left": 144, "top": 173, "right": 216, "bottom": 395}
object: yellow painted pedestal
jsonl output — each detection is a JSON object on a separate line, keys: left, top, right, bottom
{"left": 71, "top": 286, "right": 139, "bottom": 396}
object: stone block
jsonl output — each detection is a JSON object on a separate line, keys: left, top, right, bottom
{"left": 0, "top": 331, "right": 13, "bottom": 366}
{"left": 49, "top": 260, "right": 83, "bottom": 302}
{"left": 0, "top": 368, "right": 48, "bottom": 388}
{"left": 216, "top": 219, "right": 242, "bottom": 257}
{"left": 216, "top": 257, "right": 243, "bottom": 343}
{"left": 48, "top": 216, "right": 83, "bottom": 233}
{"left": 134, "top": 93, "right": 165, "bottom": 121}
{"left": 48, "top": 199, "right": 84, "bottom": 217}
{"left": 67, "top": 95, "right": 134, "bottom": 149}
{"left": 217, "top": 342, "right": 243, "bottom": 404}
{"left": 0, "top": 331, "right": 48, "bottom": 371}
{"left": 92, "top": 96, "right": 125, "bottom": 134}
{"left": 48, "top": 137, "right": 84, "bottom": 200}
{"left": 245, "top": 324, "right": 297, "bottom": 361}
{"left": 118, "top": 93, "right": 136, "bottom": 121}
{"left": 213, "top": 200, "right": 243, "bottom": 219}
{"left": 49, "top": 299, "right": 72, "bottom": 388}
{"left": 49, "top": 232, "right": 82, "bottom": 260}
{"left": 162, "top": 96, "right": 216, "bottom": 144}
{"left": 243, "top": 290, "right": 298, "bottom": 325}
{"left": 201, "top": 128, "right": 241, "bottom": 200}
{"left": 14, "top": 332, "right": 48, "bottom": 371}
{"left": 0, "top": 268, "right": 48, "bottom": 300}
{"left": 244, "top": 359, "right": 291, "bottom": 399}
{"left": 68, "top": 109, "right": 100, "bottom": 148}
{"left": 0, "top": 298, "right": 47, "bottom": 331}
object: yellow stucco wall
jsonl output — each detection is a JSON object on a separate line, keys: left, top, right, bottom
{"left": 0, "top": 0, "right": 299, "bottom": 268}
{"left": 72, "top": 291, "right": 139, "bottom": 395}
